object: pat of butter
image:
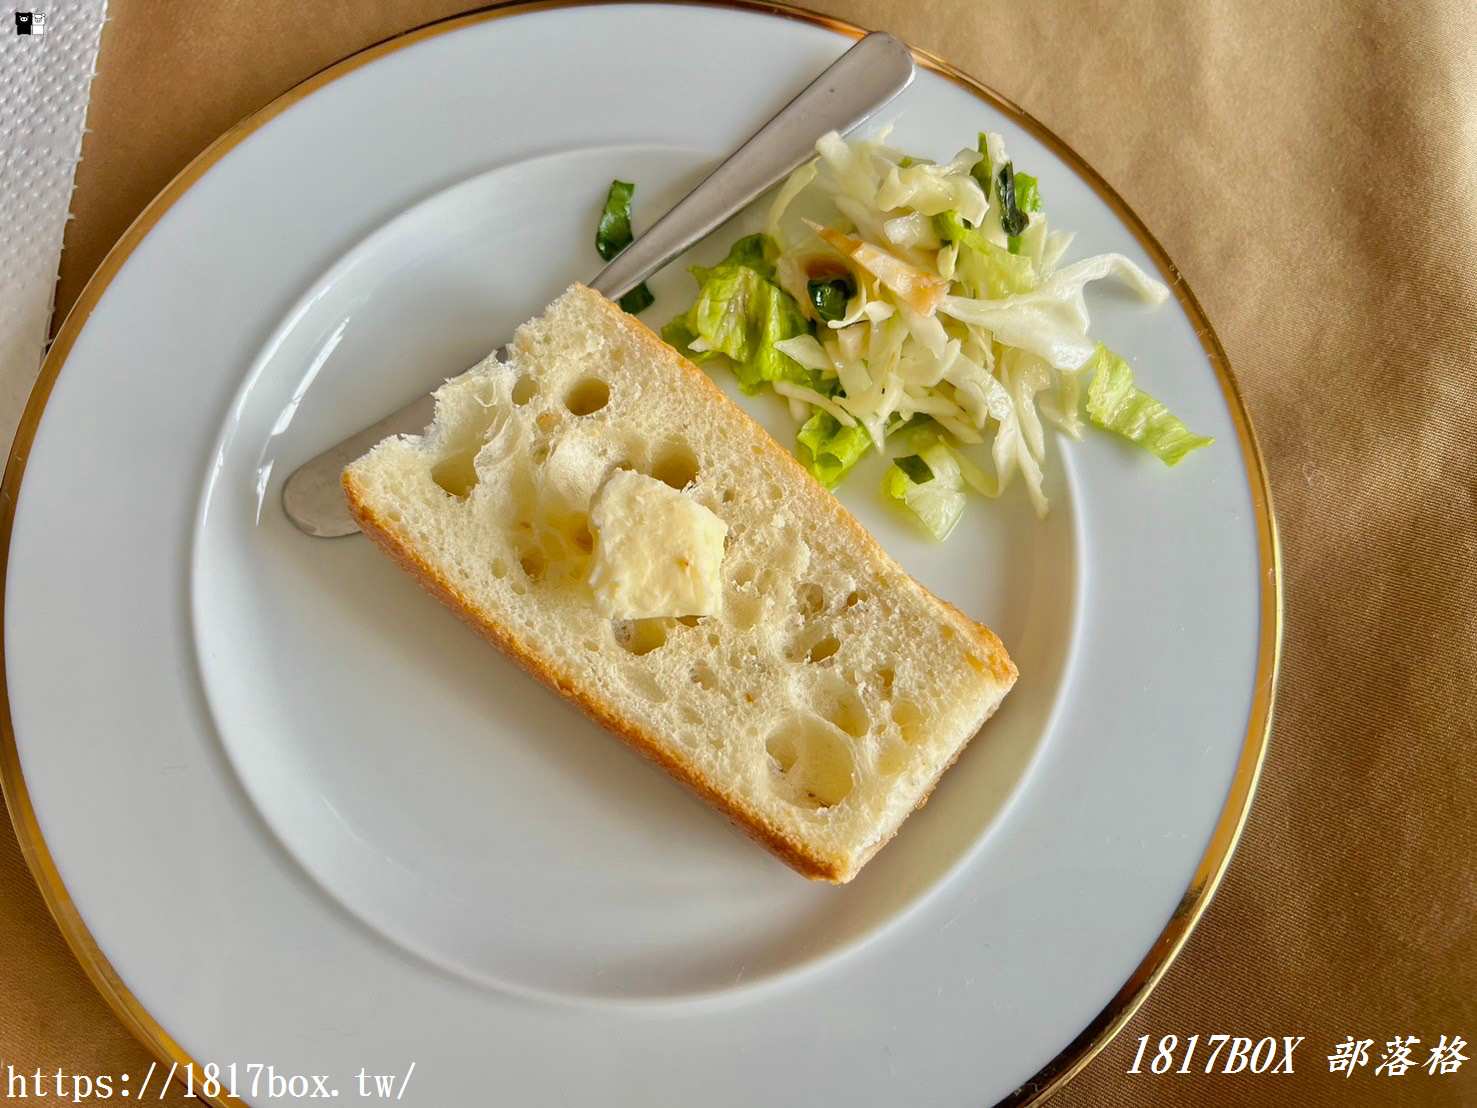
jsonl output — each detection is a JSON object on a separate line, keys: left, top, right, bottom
{"left": 588, "top": 470, "right": 727, "bottom": 620}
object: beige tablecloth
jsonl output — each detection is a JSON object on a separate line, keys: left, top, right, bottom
{"left": 5, "top": 2, "right": 1475, "bottom": 1104}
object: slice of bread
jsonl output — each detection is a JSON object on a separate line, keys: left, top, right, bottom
{"left": 343, "top": 283, "right": 1017, "bottom": 882}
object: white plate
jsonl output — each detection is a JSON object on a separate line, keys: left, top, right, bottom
{"left": 2, "top": 4, "right": 1277, "bottom": 1104}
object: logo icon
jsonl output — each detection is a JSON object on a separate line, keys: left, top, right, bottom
{"left": 14, "top": 12, "right": 44, "bottom": 34}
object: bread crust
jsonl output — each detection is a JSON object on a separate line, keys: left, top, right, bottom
{"left": 342, "top": 284, "right": 1016, "bottom": 883}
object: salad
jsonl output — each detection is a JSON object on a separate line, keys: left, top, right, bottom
{"left": 604, "top": 131, "right": 1211, "bottom": 539}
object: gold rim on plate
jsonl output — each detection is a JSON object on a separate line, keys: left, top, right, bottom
{"left": 0, "top": 2, "right": 1281, "bottom": 1104}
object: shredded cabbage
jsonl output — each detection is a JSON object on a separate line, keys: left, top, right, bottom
{"left": 659, "top": 130, "right": 1211, "bottom": 534}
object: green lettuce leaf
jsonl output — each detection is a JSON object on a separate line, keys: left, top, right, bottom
{"left": 596, "top": 180, "right": 636, "bottom": 261}
{"left": 1014, "top": 172, "right": 1043, "bottom": 214}
{"left": 618, "top": 283, "right": 655, "bottom": 314}
{"left": 970, "top": 132, "right": 993, "bottom": 191}
{"left": 660, "top": 315, "right": 715, "bottom": 363}
{"left": 686, "top": 266, "right": 764, "bottom": 361}
{"left": 663, "top": 233, "right": 812, "bottom": 394}
{"left": 893, "top": 454, "right": 934, "bottom": 484}
{"left": 882, "top": 438, "right": 965, "bottom": 541}
{"left": 596, "top": 180, "right": 654, "bottom": 313}
{"left": 797, "top": 410, "right": 872, "bottom": 488}
{"left": 1007, "top": 172, "right": 1042, "bottom": 254}
{"left": 687, "top": 233, "right": 776, "bottom": 286}
{"left": 1085, "top": 345, "right": 1212, "bottom": 465}
{"left": 934, "top": 210, "right": 1036, "bottom": 297}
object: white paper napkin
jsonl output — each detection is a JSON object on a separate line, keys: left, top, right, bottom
{"left": 0, "top": 1, "right": 108, "bottom": 451}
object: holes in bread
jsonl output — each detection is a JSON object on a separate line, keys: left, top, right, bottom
{"left": 431, "top": 444, "right": 482, "bottom": 499}
{"left": 570, "top": 519, "right": 594, "bottom": 554}
{"left": 807, "top": 634, "right": 841, "bottom": 665}
{"left": 796, "top": 583, "right": 826, "bottom": 617}
{"left": 892, "top": 698, "right": 925, "bottom": 745}
{"left": 564, "top": 377, "right": 610, "bottom": 416}
{"left": 785, "top": 626, "right": 841, "bottom": 665}
{"left": 651, "top": 445, "right": 699, "bottom": 491}
{"left": 876, "top": 666, "right": 895, "bottom": 698}
{"left": 765, "top": 712, "right": 855, "bottom": 809}
{"left": 511, "top": 374, "right": 538, "bottom": 405}
{"left": 810, "top": 671, "right": 869, "bottom": 738}
{"left": 518, "top": 546, "right": 546, "bottom": 583}
{"left": 613, "top": 618, "right": 668, "bottom": 656}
